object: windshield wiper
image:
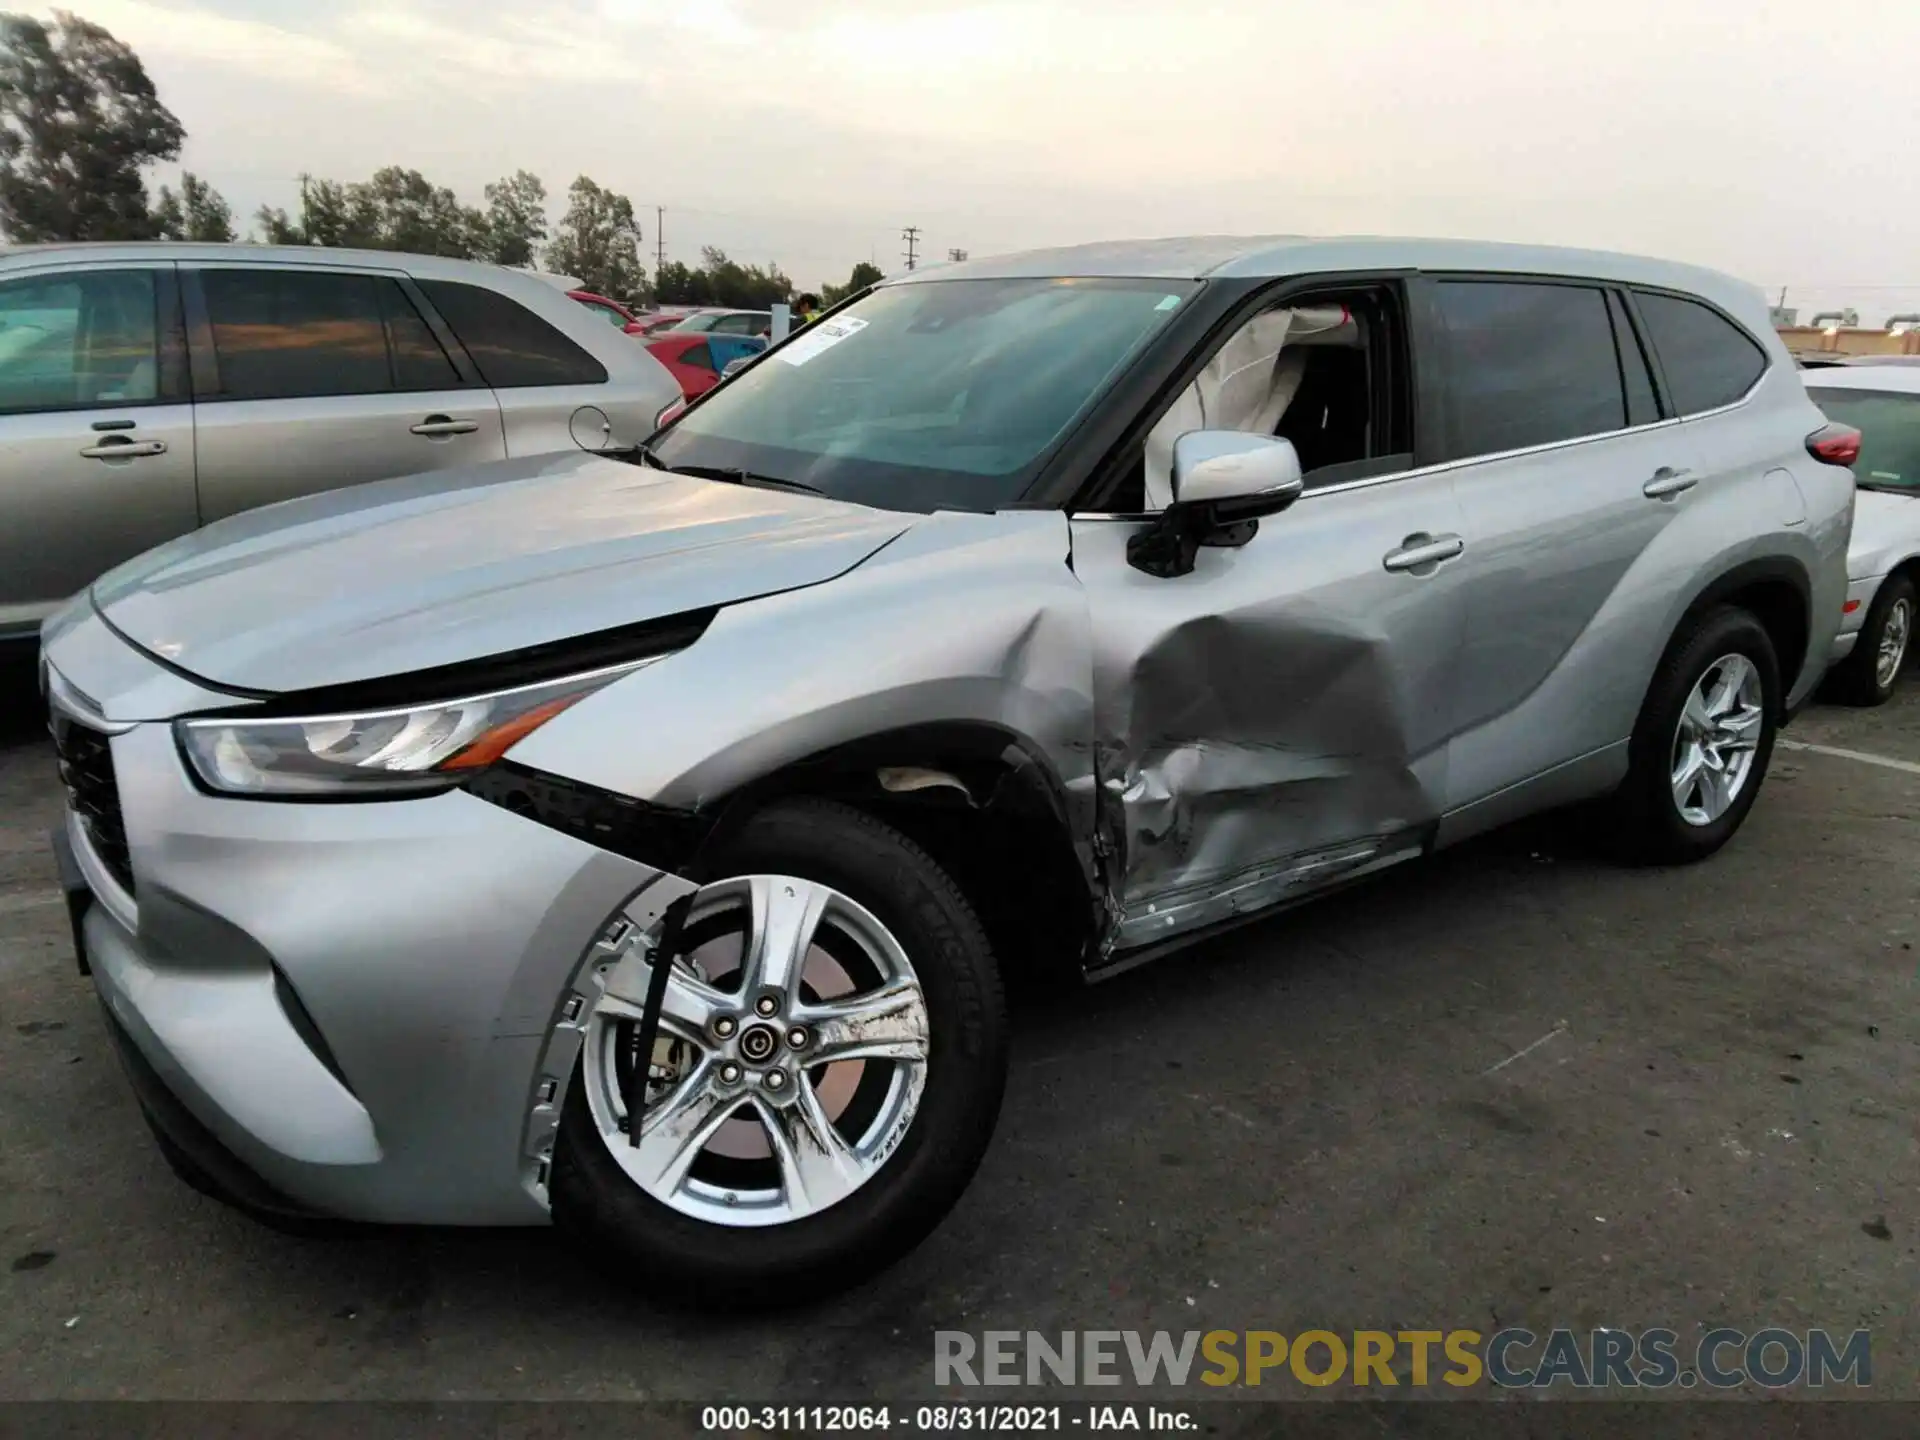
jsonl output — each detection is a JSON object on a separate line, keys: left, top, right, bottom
{"left": 669, "top": 464, "right": 828, "bottom": 497}
{"left": 603, "top": 441, "right": 668, "bottom": 469}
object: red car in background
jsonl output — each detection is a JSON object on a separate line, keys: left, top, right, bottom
{"left": 568, "top": 290, "right": 648, "bottom": 335}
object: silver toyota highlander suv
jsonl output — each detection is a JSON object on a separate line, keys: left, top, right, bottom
{"left": 0, "top": 242, "right": 681, "bottom": 650}
{"left": 40, "top": 237, "right": 1855, "bottom": 1303}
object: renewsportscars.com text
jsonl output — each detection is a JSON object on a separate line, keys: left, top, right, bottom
{"left": 934, "top": 1328, "right": 1872, "bottom": 1390}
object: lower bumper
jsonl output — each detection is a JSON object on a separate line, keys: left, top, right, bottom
{"left": 67, "top": 720, "right": 684, "bottom": 1226}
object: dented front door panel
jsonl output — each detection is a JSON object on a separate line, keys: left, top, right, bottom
{"left": 1069, "top": 472, "right": 1471, "bottom": 953}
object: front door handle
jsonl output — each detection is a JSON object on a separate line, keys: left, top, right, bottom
{"left": 1383, "top": 532, "right": 1465, "bottom": 573}
{"left": 78, "top": 438, "right": 167, "bottom": 460}
{"left": 1643, "top": 466, "right": 1697, "bottom": 499}
{"left": 410, "top": 415, "right": 480, "bottom": 437}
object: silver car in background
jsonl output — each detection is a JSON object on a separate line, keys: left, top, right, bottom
{"left": 0, "top": 243, "right": 682, "bottom": 649}
{"left": 41, "top": 236, "right": 1853, "bottom": 1305}
{"left": 1803, "top": 364, "right": 1920, "bottom": 702}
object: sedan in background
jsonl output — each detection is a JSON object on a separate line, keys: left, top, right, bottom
{"left": 644, "top": 332, "right": 767, "bottom": 399}
{"left": 672, "top": 308, "right": 774, "bottom": 337}
{"left": 1806, "top": 364, "right": 1920, "bottom": 703}
{"left": 569, "top": 290, "right": 646, "bottom": 334}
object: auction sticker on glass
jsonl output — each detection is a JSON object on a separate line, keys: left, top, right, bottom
{"left": 779, "top": 315, "right": 868, "bottom": 367}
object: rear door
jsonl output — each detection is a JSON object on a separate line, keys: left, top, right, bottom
{"left": 186, "top": 263, "right": 506, "bottom": 523}
{"left": 413, "top": 278, "right": 621, "bottom": 456}
{"left": 0, "top": 262, "right": 197, "bottom": 637}
{"left": 1426, "top": 276, "right": 1702, "bottom": 813}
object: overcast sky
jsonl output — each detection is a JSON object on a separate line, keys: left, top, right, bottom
{"left": 53, "top": 0, "right": 1920, "bottom": 319}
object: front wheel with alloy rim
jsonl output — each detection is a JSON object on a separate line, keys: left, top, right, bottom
{"left": 1826, "top": 574, "right": 1914, "bottom": 707}
{"left": 551, "top": 799, "right": 1007, "bottom": 1307}
{"left": 1608, "top": 604, "right": 1781, "bottom": 865}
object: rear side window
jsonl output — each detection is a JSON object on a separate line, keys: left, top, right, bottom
{"left": 1632, "top": 290, "right": 1766, "bottom": 415}
{"left": 416, "top": 280, "right": 608, "bottom": 388}
{"left": 200, "top": 269, "right": 460, "bottom": 400}
{"left": 680, "top": 342, "right": 714, "bottom": 372}
{"left": 1434, "top": 281, "right": 1625, "bottom": 459}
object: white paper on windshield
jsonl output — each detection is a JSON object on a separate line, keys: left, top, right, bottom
{"left": 778, "top": 316, "right": 869, "bottom": 367}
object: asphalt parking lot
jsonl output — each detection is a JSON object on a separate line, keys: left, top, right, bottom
{"left": 2, "top": 659, "right": 1916, "bottom": 1404}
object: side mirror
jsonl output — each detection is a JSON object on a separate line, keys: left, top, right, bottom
{"left": 1171, "top": 431, "right": 1305, "bottom": 518}
{"left": 1130, "top": 432, "right": 1306, "bottom": 578}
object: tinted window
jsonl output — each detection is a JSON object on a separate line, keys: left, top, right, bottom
{"left": 203, "top": 269, "right": 391, "bottom": 399}
{"left": 0, "top": 270, "right": 158, "bottom": 414}
{"left": 713, "top": 313, "right": 767, "bottom": 335}
{"left": 1607, "top": 290, "right": 1660, "bottom": 426}
{"left": 1633, "top": 291, "right": 1766, "bottom": 415}
{"left": 1805, "top": 388, "right": 1920, "bottom": 490}
{"left": 1435, "top": 281, "right": 1626, "bottom": 459}
{"left": 417, "top": 280, "right": 608, "bottom": 388}
{"left": 382, "top": 285, "right": 462, "bottom": 391}
{"left": 680, "top": 342, "right": 715, "bottom": 372}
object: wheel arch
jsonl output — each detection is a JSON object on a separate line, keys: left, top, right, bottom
{"left": 1667, "top": 555, "right": 1812, "bottom": 720}
{"left": 688, "top": 721, "right": 1106, "bottom": 990}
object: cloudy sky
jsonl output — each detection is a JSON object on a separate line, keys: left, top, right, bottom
{"left": 53, "top": 0, "right": 1920, "bottom": 318}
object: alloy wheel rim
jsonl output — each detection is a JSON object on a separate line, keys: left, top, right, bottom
{"left": 1877, "top": 598, "right": 1912, "bottom": 690}
{"left": 582, "top": 875, "right": 930, "bottom": 1227}
{"left": 1670, "top": 652, "right": 1765, "bottom": 827}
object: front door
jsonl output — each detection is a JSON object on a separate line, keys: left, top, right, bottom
{"left": 0, "top": 263, "right": 198, "bottom": 638}
{"left": 1069, "top": 466, "right": 1470, "bottom": 953}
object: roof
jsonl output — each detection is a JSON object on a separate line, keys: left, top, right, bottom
{"left": 0, "top": 240, "right": 532, "bottom": 283}
{"left": 889, "top": 234, "right": 1767, "bottom": 327}
{"left": 1800, "top": 364, "right": 1920, "bottom": 395}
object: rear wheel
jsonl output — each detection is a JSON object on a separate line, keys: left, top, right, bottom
{"left": 1608, "top": 605, "right": 1779, "bottom": 865}
{"left": 551, "top": 799, "right": 1006, "bottom": 1307}
{"left": 1826, "top": 574, "right": 1914, "bottom": 707}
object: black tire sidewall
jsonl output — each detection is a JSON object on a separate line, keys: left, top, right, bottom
{"left": 1622, "top": 606, "right": 1780, "bottom": 862}
{"left": 551, "top": 799, "right": 1007, "bottom": 1304}
{"left": 1836, "top": 575, "right": 1915, "bottom": 706}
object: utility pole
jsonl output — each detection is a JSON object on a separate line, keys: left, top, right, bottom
{"left": 657, "top": 207, "right": 666, "bottom": 273}
{"left": 948, "top": 248, "right": 968, "bottom": 262}
{"left": 902, "top": 226, "right": 921, "bottom": 270}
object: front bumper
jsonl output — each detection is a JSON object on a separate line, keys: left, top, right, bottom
{"left": 47, "top": 655, "right": 687, "bottom": 1227}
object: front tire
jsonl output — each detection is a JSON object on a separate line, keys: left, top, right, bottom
{"left": 1826, "top": 574, "right": 1914, "bottom": 707}
{"left": 551, "top": 799, "right": 1007, "bottom": 1307}
{"left": 1608, "top": 605, "right": 1780, "bottom": 865}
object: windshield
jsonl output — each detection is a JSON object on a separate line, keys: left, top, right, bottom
{"left": 648, "top": 276, "right": 1199, "bottom": 512}
{"left": 1808, "top": 388, "right": 1920, "bottom": 490}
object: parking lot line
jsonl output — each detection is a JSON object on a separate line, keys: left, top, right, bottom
{"left": 1779, "top": 738, "right": 1920, "bottom": 776}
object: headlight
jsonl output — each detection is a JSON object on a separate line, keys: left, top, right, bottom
{"left": 175, "top": 659, "right": 660, "bottom": 798}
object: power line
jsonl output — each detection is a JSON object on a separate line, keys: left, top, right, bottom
{"left": 902, "top": 226, "right": 920, "bottom": 271}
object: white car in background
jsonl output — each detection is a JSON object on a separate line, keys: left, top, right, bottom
{"left": 1805, "top": 364, "right": 1920, "bottom": 704}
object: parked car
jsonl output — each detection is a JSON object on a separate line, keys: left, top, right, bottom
{"left": 0, "top": 243, "right": 683, "bottom": 652}
{"left": 42, "top": 236, "right": 1851, "bottom": 1305}
{"left": 644, "top": 332, "right": 767, "bottom": 398}
{"left": 672, "top": 307, "right": 774, "bottom": 336}
{"left": 1805, "top": 364, "right": 1919, "bottom": 703}
{"left": 568, "top": 289, "right": 645, "bottom": 334}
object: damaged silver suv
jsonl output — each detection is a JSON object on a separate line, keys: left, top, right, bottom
{"left": 42, "top": 237, "right": 1854, "bottom": 1302}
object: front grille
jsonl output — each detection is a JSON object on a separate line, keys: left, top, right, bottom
{"left": 51, "top": 715, "right": 134, "bottom": 896}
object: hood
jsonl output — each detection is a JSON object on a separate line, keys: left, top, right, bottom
{"left": 92, "top": 451, "right": 910, "bottom": 694}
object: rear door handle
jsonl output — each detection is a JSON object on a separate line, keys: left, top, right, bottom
{"left": 1383, "top": 533, "right": 1465, "bottom": 572}
{"left": 410, "top": 415, "right": 480, "bottom": 437}
{"left": 1643, "top": 466, "right": 1697, "bottom": 499}
{"left": 78, "top": 439, "right": 167, "bottom": 460}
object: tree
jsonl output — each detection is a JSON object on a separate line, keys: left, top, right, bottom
{"left": 652, "top": 259, "right": 706, "bottom": 305}
{"left": 480, "top": 169, "right": 546, "bottom": 267}
{"left": 151, "top": 170, "right": 234, "bottom": 242}
{"left": 545, "top": 175, "right": 644, "bottom": 299}
{"left": 0, "top": 10, "right": 184, "bottom": 242}
{"left": 250, "top": 168, "right": 482, "bottom": 256}
{"left": 822, "top": 260, "right": 884, "bottom": 305}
